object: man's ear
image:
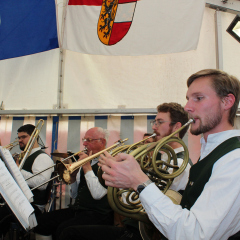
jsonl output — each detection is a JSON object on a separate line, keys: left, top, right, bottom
{"left": 173, "top": 122, "right": 182, "bottom": 132}
{"left": 222, "top": 93, "right": 235, "bottom": 111}
{"left": 102, "top": 138, "right": 107, "bottom": 146}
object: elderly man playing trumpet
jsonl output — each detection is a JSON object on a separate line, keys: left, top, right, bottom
{"left": 34, "top": 127, "right": 113, "bottom": 240}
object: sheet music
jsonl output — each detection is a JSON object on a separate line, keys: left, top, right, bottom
{"left": 0, "top": 159, "right": 37, "bottom": 230}
{"left": 0, "top": 147, "right": 33, "bottom": 202}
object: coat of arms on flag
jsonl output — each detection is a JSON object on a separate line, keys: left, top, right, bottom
{"left": 63, "top": 0, "right": 205, "bottom": 56}
{"left": 98, "top": 0, "right": 137, "bottom": 45}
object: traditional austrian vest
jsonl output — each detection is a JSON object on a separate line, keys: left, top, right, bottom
{"left": 70, "top": 162, "right": 112, "bottom": 215}
{"left": 180, "top": 137, "right": 240, "bottom": 239}
{"left": 22, "top": 150, "right": 49, "bottom": 205}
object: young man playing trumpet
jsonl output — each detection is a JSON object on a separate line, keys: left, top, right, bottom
{"left": 34, "top": 127, "right": 113, "bottom": 240}
{"left": 100, "top": 69, "right": 240, "bottom": 240}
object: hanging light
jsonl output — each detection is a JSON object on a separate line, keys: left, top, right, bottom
{"left": 226, "top": 14, "right": 240, "bottom": 43}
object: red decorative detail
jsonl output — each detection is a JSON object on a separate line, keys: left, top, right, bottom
{"left": 108, "top": 22, "right": 131, "bottom": 45}
{"left": 68, "top": 0, "right": 102, "bottom": 6}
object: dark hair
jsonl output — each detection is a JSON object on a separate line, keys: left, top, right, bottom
{"left": 17, "top": 124, "right": 35, "bottom": 136}
{"left": 157, "top": 102, "right": 189, "bottom": 139}
{"left": 187, "top": 69, "right": 240, "bottom": 126}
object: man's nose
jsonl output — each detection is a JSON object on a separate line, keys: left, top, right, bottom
{"left": 184, "top": 101, "right": 192, "bottom": 113}
{"left": 152, "top": 124, "right": 157, "bottom": 131}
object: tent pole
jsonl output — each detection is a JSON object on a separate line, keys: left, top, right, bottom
{"left": 57, "top": 48, "right": 64, "bottom": 109}
{"left": 215, "top": 9, "right": 223, "bottom": 70}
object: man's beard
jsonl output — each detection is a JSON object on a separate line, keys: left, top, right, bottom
{"left": 19, "top": 145, "right": 25, "bottom": 151}
{"left": 154, "top": 126, "right": 174, "bottom": 140}
{"left": 190, "top": 113, "right": 222, "bottom": 136}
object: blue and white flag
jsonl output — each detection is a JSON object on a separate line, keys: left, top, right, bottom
{"left": 0, "top": 0, "right": 59, "bottom": 60}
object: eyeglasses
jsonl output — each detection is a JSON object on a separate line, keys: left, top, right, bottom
{"left": 150, "top": 120, "right": 176, "bottom": 127}
{"left": 82, "top": 138, "right": 103, "bottom": 143}
{"left": 17, "top": 135, "right": 29, "bottom": 140}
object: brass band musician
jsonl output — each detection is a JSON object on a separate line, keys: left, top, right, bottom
{"left": 57, "top": 102, "right": 191, "bottom": 240}
{"left": 0, "top": 123, "right": 53, "bottom": 238}
{"left": 100, "top": 69, "right": 240, "bottom": 240}
{"left": 34, "top": 127, "right": 113, "bottom": 240}
{"left": 17, "top": 124, "right": 54, "bottom": 214}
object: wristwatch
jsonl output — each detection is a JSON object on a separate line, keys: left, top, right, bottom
{"left": 136, "top": 179, "right": 152, "bottom": 194}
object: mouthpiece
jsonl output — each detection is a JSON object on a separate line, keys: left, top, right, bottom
{"left": 117, "top": 138, "right": 128, "bottom": 145}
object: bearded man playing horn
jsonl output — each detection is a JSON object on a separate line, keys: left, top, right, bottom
{"left": 57, "top": 103, "right": 191, "bottom": 240}
{"left": 100, "top": 69, "right": 240, "bottom": 240}
{"left": 34, "top": 127, "right": 113, "bottom": 240}
{"left": 151, "top": 102, "right": 192, "bottom": 193}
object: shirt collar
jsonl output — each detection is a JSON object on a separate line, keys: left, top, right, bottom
{"left": 200, "top": 130, "right": 240, "bottom": 160}
{"left": 29, "top": 147, "right": 41, "bottom": 156}
{"left": 173, "top": 146, "right": 184, "bottom": 154}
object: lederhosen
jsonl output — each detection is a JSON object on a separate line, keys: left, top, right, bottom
{"left": 181, "top": 137, "right": 240, "bottom": 239}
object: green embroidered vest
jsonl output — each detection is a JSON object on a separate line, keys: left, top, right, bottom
{"left": 22, "top": 149, "right": 49, "bottom": 205}
{"left": 180, "top": 137, "right": 240, "bottom": 210}
{"left": 70, "top": 162, "right": 112, "bottom": 215}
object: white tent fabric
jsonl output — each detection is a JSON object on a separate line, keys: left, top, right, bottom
{"left": 0, "top": 6, "right": 240, "bottom": 111}
{"left": 1, "top": 2, "right": 240, "bottom": 209}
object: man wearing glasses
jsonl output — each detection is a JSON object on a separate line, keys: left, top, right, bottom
{"left": 17, "top": 124, "right": 54, "bottom": 214}
{"left": 0, "top": 124, "right": 53, "bottom": 238}
{"left": 35, "top": 127, "right": 113, "bottom": 240}
{"left": 150, "top": 102, "right": 191, "bottom": 193}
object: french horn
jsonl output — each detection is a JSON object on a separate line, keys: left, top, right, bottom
{"left": 105, "top": 119, "right": 194, "bottom": 237}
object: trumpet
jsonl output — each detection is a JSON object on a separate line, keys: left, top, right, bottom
{"left": 27, "top": 149, "right": 87, "bottom": 191}
{"left": 56, "top": 138, "right": 128, "bottom": 184}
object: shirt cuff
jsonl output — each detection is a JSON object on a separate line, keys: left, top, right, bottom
{"left": 70, "top": 180, "right": 78, "bottom": 189}
{"left": 84, "top": 170, "right": 95, "bottom": 180}
{"left": 140, "top": 183, "right": 165, "bottom": 205}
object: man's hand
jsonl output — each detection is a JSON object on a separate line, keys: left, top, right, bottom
{"left": 70, "top": 151, "right": 91, "bottom": 183}
{"left": 82, "top": 151, "right": 93, "bottom": 174}
{"left": 98, "top": 151, "right": 149, "bottom": 191}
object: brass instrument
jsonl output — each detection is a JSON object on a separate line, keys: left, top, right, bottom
{"left": 98, "top": 133, "right": 157, "bottom": 188}
{"left": 19, "top": 119, "right": 45, "bottom": 170}
{"left": 56, "top": 138, "right": 129, "bottom": 184}
{"left": 3, "top": 139, "right": 19, "bottom": 151}
{"left": 106, "top": 119, "right": 194, "bottom": 226}
{"left": 27, "top": 150, "right": 86, "bottom": 190}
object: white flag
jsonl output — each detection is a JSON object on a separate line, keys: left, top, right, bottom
{"left": 63, "top": 0, "right": 205, "bottom": 56}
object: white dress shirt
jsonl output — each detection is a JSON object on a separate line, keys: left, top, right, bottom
{"left": 163, "top": 147, "right": 191, "bottom": 192}
{"left": 21, "top": 147, "right": 54, "bottom": 191}
{"left": 70, "top": 158, "right": 107, "bottom": 200}
{"left": 21, "top": 147, "right": 54, "bottom": 212}
{"left": 140, "top": 130, "right": 240, "bottom": 240}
